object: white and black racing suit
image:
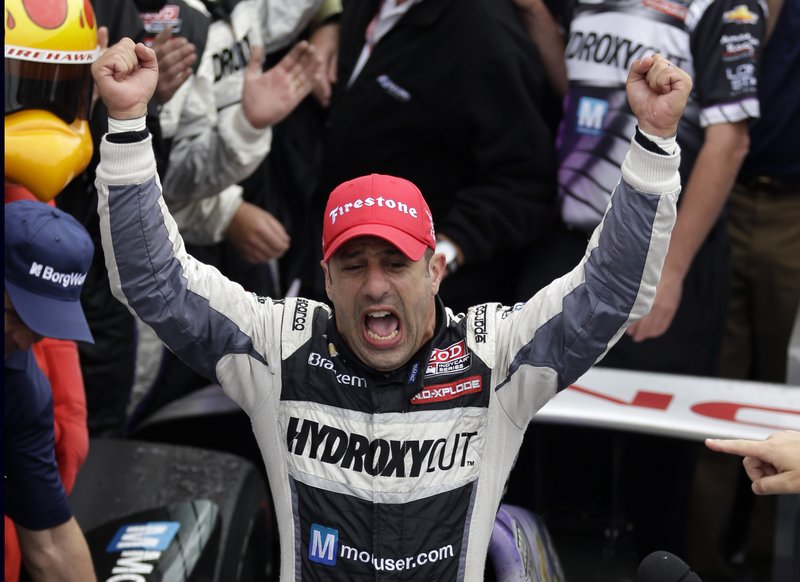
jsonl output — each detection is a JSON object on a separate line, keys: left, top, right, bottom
{"left": 159, "top": 0, "right": 322, "bottom": 206}
{"left": 96, "top": 128, "right": 680, "bottom": 580}
{"left": 559, "top": 0, "right": 764, "bottom": 229}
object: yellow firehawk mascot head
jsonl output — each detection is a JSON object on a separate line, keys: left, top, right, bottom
{"left": 5, "top": 0, "right": 100, "bottom": 201}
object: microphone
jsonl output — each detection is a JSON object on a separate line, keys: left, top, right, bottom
{"left": 637, "top": 551, "right": 702, "bottom": 582}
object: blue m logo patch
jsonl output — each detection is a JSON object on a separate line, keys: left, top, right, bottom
{"left": 309, "top": 523, "right": 338, "bottom": 566}
{"left": 576, "top": 97, "right": 608, "bottom": 136}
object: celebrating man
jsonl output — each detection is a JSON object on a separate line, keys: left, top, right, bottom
{"left": 92, "top": 39, "right": 690, "bottom": 581}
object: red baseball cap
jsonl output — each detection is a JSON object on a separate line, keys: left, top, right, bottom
{"left": 322, "top": 174, "right": 436, "bottom": 262}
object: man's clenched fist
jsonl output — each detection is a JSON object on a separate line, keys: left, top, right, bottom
{"left": 91, "top": 38, "right": 159, "bottom": 120}
{"left": 626, "top": 53, "right": 693, "bottom": 138}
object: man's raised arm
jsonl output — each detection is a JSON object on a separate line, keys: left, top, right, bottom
{"left": 491, "top": 56, "right": 692, "bottom": 427}
{"left": 91, "top": 40, "right": 285, "bottom": 410}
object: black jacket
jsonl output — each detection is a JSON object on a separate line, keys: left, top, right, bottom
{"left": 320, "top": 0, "right": 557, "bottom": 309}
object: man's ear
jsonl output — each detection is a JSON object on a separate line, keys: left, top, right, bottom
{"left": 430, "top": 252, "right": 446, "bottom": 295}
{"left": 320, "top": 260, "right": 334, "bottom": 302}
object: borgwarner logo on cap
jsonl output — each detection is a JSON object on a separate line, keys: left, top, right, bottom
{"left": 28, "top": 261, "right": 86, "bottom": 288}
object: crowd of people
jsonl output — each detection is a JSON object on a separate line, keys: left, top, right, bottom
{"left": 5, "top": 0, "right": 798, "bottom": 580}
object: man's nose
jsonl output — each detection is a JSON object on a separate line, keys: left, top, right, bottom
{"left": 362, "top": 264, "right": 391, "bottom": 299}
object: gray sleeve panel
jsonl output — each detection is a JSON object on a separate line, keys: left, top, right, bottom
{"left": 499, "top": 178, "right": 661, "bottom": 394}
{"left": 108, "top": 178, "right": 267, "bottom": 381}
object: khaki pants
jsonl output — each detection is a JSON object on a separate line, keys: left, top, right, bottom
{"left": 689, "top": 176, "right": 799, "bottom": 580}
{"left": 719, "top": 178, "right": 800, "bottom": 383}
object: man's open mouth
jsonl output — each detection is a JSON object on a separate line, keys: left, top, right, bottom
{"left": 365, "top": 310, "right": 400, "bottom": 341}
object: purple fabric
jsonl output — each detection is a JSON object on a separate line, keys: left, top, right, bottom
{"left": 488, "top": 504, "right": 564, "bottom": 582}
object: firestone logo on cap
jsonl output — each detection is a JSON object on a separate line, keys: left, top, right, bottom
{"left": 327, "top": 195, "right": 419, "bottom": 224}
{"left": 322, "top": 174, "right": 436, "bottom": 262}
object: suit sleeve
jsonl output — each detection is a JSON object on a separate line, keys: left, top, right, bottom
{"left": 689, "top": 0, "right": 764, "bottom": 127}
{"left": 95, "top": 131, "right": 283, "bottom": 396}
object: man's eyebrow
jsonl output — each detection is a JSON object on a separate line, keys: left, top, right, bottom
{"left": 338, "top": 245, "right": 404, "bottom": 260}
{"left": 338, "top": 248, "right": 366, "bottom": 260}
{"left": 381, "top": 247, "right": 406, "bottom": 258}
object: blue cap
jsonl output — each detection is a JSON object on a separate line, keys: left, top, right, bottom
{"left": 4, "top": 200, "right": 94, "bottom": 343}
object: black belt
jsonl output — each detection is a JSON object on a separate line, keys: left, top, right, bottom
{"left": 736, "top": 173, "right": 800, "bottom": 196}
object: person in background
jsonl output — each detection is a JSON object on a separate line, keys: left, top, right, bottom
{"left": 124, "top": 0, "right": 325, "bottom": 425}
{"left": 155, "top": 0, "right": 321, "bottom": 208}
{"left": 706, "top": 431, "right": 800, "bottom": 495}
{"left": 51, "top": 0, "right": 197, "bottom": 437}
{"left": 5, "top": 201, "right": 97, "bottom": 582}
{"left": 510, "top": 0, "right": 766, "bottom": 565}
{"left": 507, "top": 0, "right": 569, "bottom": 142}
{"left": 315, "top": 0, "right": 560, "bottom": 313}
{"left": 694, "top": 1, "right": 799, "bottom": 576}
{"left": 4, "top": 1, "right": 101, "bottom": 578}
{"left": 519, "top": 0, "right": 765, "bottom": 373}
{"left": 718, "top": 0, "right": 799, "bottom": 386}
{"left": 236, "top": 0, "right": 342, "bottom": 301}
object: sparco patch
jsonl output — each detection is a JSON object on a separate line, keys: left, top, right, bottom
{"left": 473, "top": 305, "right": 487, "bottom": 343}
{"left": 293, "top": 298, "right": 309, "bottom": 331}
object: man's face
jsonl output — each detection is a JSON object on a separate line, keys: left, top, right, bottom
{"left": 4, "top": 291, "right": 42, "bottom": 358}
{"left": 322, "top": 237, "right": 445, "bottom": 372}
